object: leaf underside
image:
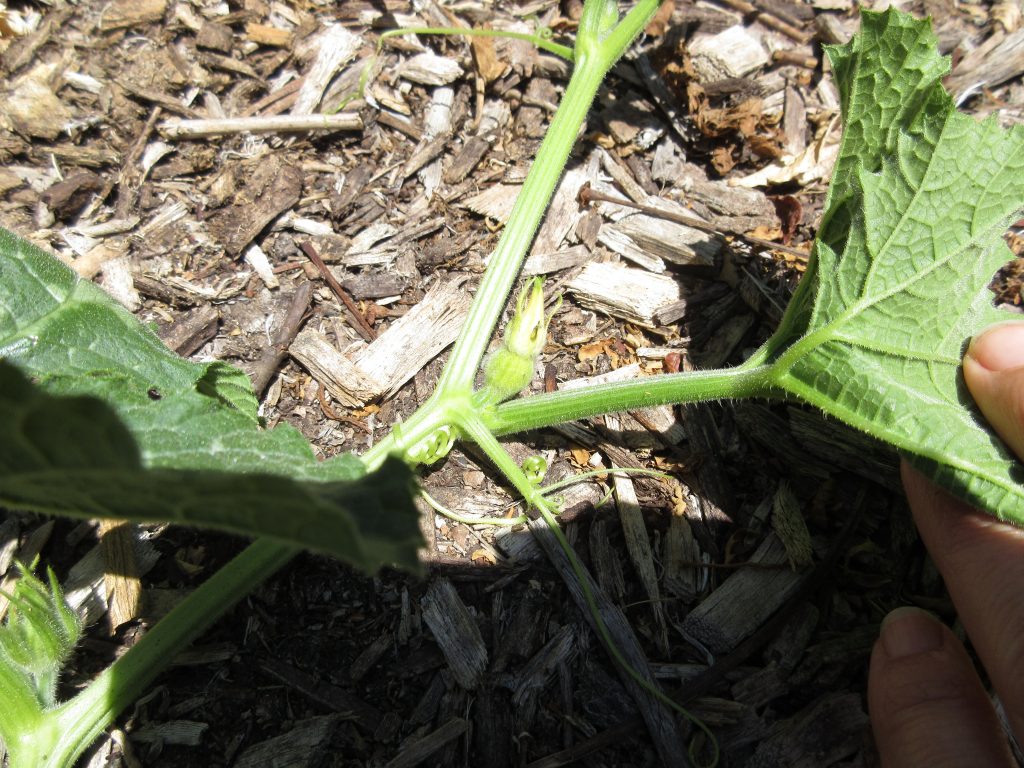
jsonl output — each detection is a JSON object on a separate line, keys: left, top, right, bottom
{"left": 768, "top": 9, "right": 1024, "bottom": 522}
{"left": 0, "top": 230, "right": 422, "bottom": 571}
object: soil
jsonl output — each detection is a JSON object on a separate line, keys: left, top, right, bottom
{"left": 1, "top": 1, "right": 1023, "bottom": 767}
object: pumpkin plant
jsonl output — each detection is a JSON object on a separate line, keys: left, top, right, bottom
{"left": 0, "top": 3, "right": 1022, "bottom": 766}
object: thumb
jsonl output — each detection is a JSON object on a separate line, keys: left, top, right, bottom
{"left": 868, "top": 606, "right": 1016, "bottom": 767}
{"left": 962, "top": 322, "right": 1024, "bottom": 461}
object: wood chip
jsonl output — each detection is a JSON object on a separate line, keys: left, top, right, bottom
{"left": 610, "top": 451, "right": 669, "bottom": 655}
{"left": 234, "top": 715, "right": 343, "bottom": 768}
{"left": 350, "top": 277, "right": 471, "bottom": 400}
{"left": 566, "top": 262, "right": 681, "bottom": 328}
{"left": 206, "top": 156, "right": 303, "bottom": 257}
{"left": 99, "top": 0, "right": 166, "bottom": 31}
{"left": 689, "top": 26, "right": 770, "bottom": 81}
{"left": 399, "top": 52, "right": 465, "bottom": 86}
{"left": 680, "top": 532, "right": 804, "bottom": 654}
{"left": 292, "top": 25, "right": 361, "bottom": 116}
{"left": 245, "top": 22, "right": 294, "bottom": 48}
{"left": 97, "top": 520, "right": 142, "bottom": 630}
{"left": 420, "top": 578, "right": 488, "bottom": 690}
{"left": 383, "top": 717, "right": 468, "bottom": 768}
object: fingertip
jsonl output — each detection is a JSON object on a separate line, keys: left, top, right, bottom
{"left": 869, "top": 608, "right": 1015, "bottom": 767}
{"left": 962, "top": 323, "right": 1024, "bottom": 462}
{"left": 966, "top": 323, "right": 1024, "bottom": 373}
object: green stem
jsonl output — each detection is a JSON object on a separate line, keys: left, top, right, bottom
{"left": 37, "top": 539, "right": 297, "bottom": 768}
{"left": 434, "top": 0, "right": 660, "bottom": 396}
{"left": 483, "top": 364, "right": 776, "bottom": 435}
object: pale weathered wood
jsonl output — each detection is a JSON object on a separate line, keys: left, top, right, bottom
{"left": 292, "top": 25, "right": 361, "bottom": 116}
{"left": 689, "top": 25, "right": 770, "bottom": 81}
{"left": 399, "top": 52, "right": 465, "bottom": 86}
{"left": 420, "top": 578, "right": 488, "bottom": 690}
{"left": 353, "top": 277, "right": 471, "bottom": 399}
{"left": 947, "top": 27, "right": 1024, "bottom": 99}
{"left": 566, "top": 262, "right": 680, "bottom": 328}
{"left": 680, "top": 532, "right": 805, "bottom": 654}
{"left": 63, "top": 530, "right": 159, "bottom": 627}
{"left": 522, "top": 244, "right": 590, "bottom": 276}
{"left": 159, "top": 114, "right": 362, "bottom": 139}
{"left": 289, "top": 328, "right": 381, "bottom": 407}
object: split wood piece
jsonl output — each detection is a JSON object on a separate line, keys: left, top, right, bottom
{"left": 420, "top": 578, "right": 488, "bottom": 690}
{"left": 234, "top": 715, "right": 343, "bottom": 768}
{"left": 460, "top": 182, "right": 520, "bottom": 224}
{"left": 99, "top": 0, "right": 166, "bottom": 31}
{"left": 0, "top": 518, "right": 19, "bottom": 583}
{"left": 689, "top": 25, "right": 771, "bottom": 81}
{"left": 411, "top": 86, "right": 454, "bottom": 195}
{"left": 258, "top": 658, "right": 383, "bottom": 732}
{"left": 693, "top": 313, "right": 756, "bottom": 368}
{"left": 946, "top": 28, "right": 1024, "bottom": 99}
{"left": 566, "top": 262, "right": 681, "bottom": 328}
{"left": 292, "top": 277, "right": 471, "bottom": 405}
{"left": 512, "top": 624, "right": 578, "bottom": 725}
{"left": 289, "top": 330, "right": 379, "bottom": 406}
{"left": 383, "top": 717, "right": 469, "bottom": 768}
{"left": 531, "top": 168, "right": 589, "bottom": 258}
{"left": 662, "top": 512, "right": 701, "bottom": 602}
{"left": 292, "top": 25, "right": 361, "bottom": 116}
{"left": 250, "top": 283, "right": 314, "bottom": 396}
{"left": 635, "top": 54, "right": 693, "bottom": 144}
{"left": 1, "top": 6, "right": 74, "bottom": 75}
{"left": 0, "top": 520, "right": 54, "bottom": 620}
{"left": 608, "top": 452, "right": 670, "bottom": 657}
{"left": 399, "top": 52, "right": 465, "bottom": 86}
{"left": 731, "top": 405, "right": 831, "bottom": 483}
{"left": 444, "top": 135, "right": 492, "bottom": 184}
{"left": 472, "top": 688, "right": 515, "bottom": 768}
{"left": 158, "top": 113, "right": 362, "bottom": 139}
{"left": 590, "top": 517, "right": 627, "bottom": 602}
{"left": 680, "top": 532, "right": 804, "bottom": 654}
{"left": 97, "top": 520, "right": 142, "bottom": 631}
{"left": 63, "top": 530, "right": 160, "bottom": 627}
{"left": 522, "top": 244, "right": 590, "bottom": 276}
{"left": 492, "top": 581, "right": 551, "bottom": 672}
{"left": 493, "top": 481, "right": 604, "bottom": 565}
{"left": 527, "top": 516, "right": 690, "bottom": 767}
{"left": 242, "top": 77, "right": 304, "bottom": 117}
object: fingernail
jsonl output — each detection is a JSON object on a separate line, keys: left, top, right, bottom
{"left": 966, "top": 323, "right": 1024, "bottom": 372}
{"left": 880, "top": 607, "right": 944, "bottom": 659}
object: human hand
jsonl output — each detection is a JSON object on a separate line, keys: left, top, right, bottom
{"left": 869, "top": 322, "right": 1024, "bottom": 767}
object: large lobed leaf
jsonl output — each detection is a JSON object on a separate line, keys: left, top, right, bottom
{"left": 767, "top": 9, "right": 1024, "bottom": 522}
{"left": 0, "top": 229, "right": 422, "bottom": 570}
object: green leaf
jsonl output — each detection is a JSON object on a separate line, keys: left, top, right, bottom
{"left": 766, "top": 9, "right": 1024, "bottom": 522}
{"left": 0, "top": 230, "right": 422, "bottom": 571}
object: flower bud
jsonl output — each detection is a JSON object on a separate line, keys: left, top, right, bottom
{"left": 479, "top": 278, "right": 559, "bottom": 405}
